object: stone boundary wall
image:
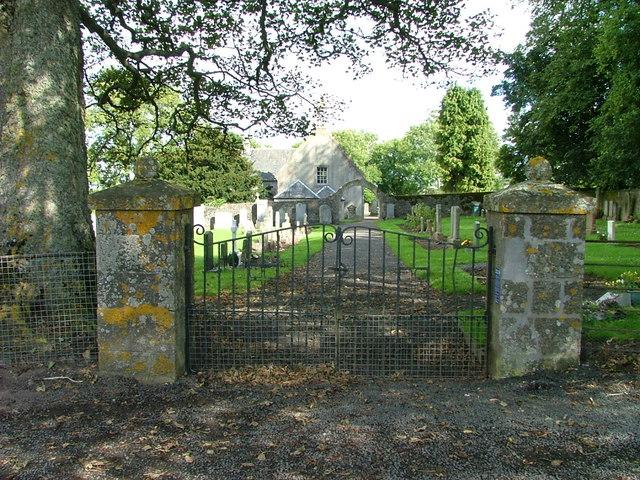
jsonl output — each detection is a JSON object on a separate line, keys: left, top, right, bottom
{"left": 396, "top": 192, "right": 491, "bottom": 217}
{"left": 589, "top": 189, "right": 640, "bottom": 222}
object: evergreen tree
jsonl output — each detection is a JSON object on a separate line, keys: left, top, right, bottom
{"left": 436, "top": 86, "right": 498, "bottom": 192}
{"left": 157, "top": 128, "right": 263, "bottom": 204}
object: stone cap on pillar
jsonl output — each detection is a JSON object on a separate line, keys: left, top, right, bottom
{"left": 89, "top": 157, "right": 202, "bottom": 211}
{"left": 484, "top": 157, "right": 595, "bottom": 215}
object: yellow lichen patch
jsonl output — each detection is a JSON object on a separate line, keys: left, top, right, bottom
{"left": 152, "top": 355, "right": 176, "bottom": 376}
{"left": 119, "top": 351, "right": 132, "bottom": 362}
{"left": 530, "top": 156, "right": 547, "bottom": 167}
{"left": 114, "top": 211, "right": 162, "bottom": 236}
{"left": 153, "top": 234, "right": 169, "bottom": 244}
{"left": 132, "top": 361, "right": 148, "bottom": 373}
{"left": 527, "top": 247, "right": 538, "bottom": 254}
{"left": 569, "top": 288, "right": 578, "bottom": 295}
{"left": 571, "top": 321, "right": 581, "bottom": 329}
{"left": 573, "top": 226, "right": 582, "bottom": 235}
{"left": 508, "top": 224, "right": 518, "bottom": 234}
{"left": 98, "top": 304, "right": 174, "bottom": 330}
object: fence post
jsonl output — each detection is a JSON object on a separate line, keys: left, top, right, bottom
{"left": 484, "top": 157, "right": 595, "bottom": 379}
{"left": 89, "top": 157, "right": 201, "bottom": 383}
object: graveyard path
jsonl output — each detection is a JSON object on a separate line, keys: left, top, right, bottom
{"left": 293, "top": 218, "right": 444, "bottom": 316}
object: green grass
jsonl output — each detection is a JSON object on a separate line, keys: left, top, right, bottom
{"left": 583, "top": 307, "right": 640, "bottom": 341}
{"left": 193, "top": 226, "right": 329, "bottom": 296}
{"left": 375, "top": 217, "right": 489, "bottom": 294}
{"left": 585, "top": 220, "right": 640, "bottom": 281}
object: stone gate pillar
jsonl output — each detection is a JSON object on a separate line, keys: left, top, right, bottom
{"left": 484, "top": 157, "right": 594, "bottom": 378}
{"left": 89, "top": 157, "right": 201, "bottom": 383}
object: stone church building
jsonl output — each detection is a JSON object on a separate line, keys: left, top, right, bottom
{"left": 248, "top": 126, "right": 386, "bottom": 222}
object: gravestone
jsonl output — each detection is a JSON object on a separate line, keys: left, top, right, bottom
{"left": 295, "top": 203, "right": 307, "bottom": 225}
{"left": 370, "top": 199, "right": 379, "bottom": 216}
{"left": 386, "top": 203, "right": 395, "bottom": 219}
{"left": 435, "top": 204, "right": 444, "bottom": 240}
{"left": 319, "top": 204, "right": 332, "bottom": 224}
{"left": 450, "top": 206, "right": 461, "bottom": 242}
{"left": 607, "top": 220, "right": 616, "bottom": 241}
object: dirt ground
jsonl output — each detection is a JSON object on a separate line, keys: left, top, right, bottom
{"left": 1, "top": 360, "right": 638, "bottom": 480}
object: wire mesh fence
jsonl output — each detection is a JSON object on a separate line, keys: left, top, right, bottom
{"left": 188, "top": 309, "right": 487, "bottom": 378}
{"left": 0, "top": 252, "right": 97, "bottom": 366}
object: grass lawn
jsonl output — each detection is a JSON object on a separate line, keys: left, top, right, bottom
{"left": 585, "top": 220, "right": 640, "bottom": 281}
{"left": 192, "top": 226, "right": 328, "bottom": 296}
{"left": 375, "top": 217, "right": 489, "bottom": 294}
{"left": 583, "top": 307, "right": 640, "bottom": 341}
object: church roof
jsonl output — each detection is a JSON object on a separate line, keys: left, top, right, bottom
{"left": 274, "top": 180, "right": 319, "bottom": 199}
{"left": 316, "top": 185, "right": 336, "bottom": 198}
{"left": 249, "top": 149, "right": 294, "bottom": 175}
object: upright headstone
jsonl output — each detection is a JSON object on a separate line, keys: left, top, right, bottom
{"left": 319, "top": 204, "right": 332, "bottom": 224}
{"left": 484, "top": 156, "right": 594, "bottom": 379}
{"left": 214, "top": 211, "right": 233, "bottom": 230}
{"left": 386, "top": 203, "right": 395, "bottom": 219}
{"left": 239, "top": 209, "right": 252, "bottom": 231}
{"left": 255, "top": 199, "right": 269, "bottom": 224}
{"left": 607, "top": 220, "right": 616, "bottom": 241}
{"left": 274, "top": 210, "right": 281, "bottom": 229}
{"left": 434, "top": 204, "right": 444, "bottom": 240}
{"left": 89, "top": 157, "right": 201, "bottom": 384}
{"left": 450, "top": 206, "right": 461, "bottom": 242}
{"left": 295, "top": 203, "right": 307, "bottom": 225}
{"left": 370, "top": 199, "right": 379, "bottom": 216}
{"left": 193, "top": 205, "right": 206, "bottom": 227}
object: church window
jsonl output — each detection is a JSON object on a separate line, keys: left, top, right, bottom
{"left": 316, "top": 166, "right": 328, "bottom": 184}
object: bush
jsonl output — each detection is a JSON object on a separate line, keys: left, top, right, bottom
{"left": 405, "top": 203, "right": 435, "bottom": 232}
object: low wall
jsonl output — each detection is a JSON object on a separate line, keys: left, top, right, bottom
{"left": 591, "top": 189, "right": 640, "bottom": 221}
{"left": 396, "top": 192, "right": 491, "bottom": 217}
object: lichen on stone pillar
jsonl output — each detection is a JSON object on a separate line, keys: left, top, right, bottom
{"left": 135, "top": 156, "right": 159, "bottom": 180}
{"left": 525, "top": 156, "right": 553, "bottom": 183}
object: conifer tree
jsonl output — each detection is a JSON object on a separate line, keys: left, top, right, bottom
{"left": 436, "top": 86, "right": 498, "bottom": 192}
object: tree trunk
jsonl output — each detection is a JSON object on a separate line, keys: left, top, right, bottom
{"left": 0, "top": 0, "right": 94, "bottom": 254}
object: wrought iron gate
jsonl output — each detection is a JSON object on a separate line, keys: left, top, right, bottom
{"left": 186, "top": 223, "right": 493, "bottom": 378}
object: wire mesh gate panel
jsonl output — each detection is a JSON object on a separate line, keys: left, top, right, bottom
{"left": 187, "top": 223, "right": 493, "bottom": 378}
{"left": 0, "top": 252, "right": 97, "bottom": 366}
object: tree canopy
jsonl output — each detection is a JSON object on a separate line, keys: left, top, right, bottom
{"left": 371, "top": 119, "right": 442, "bottom": 196}
{"left": 1, "top": 0, "right": 499, "bottom": 253}
{"left": 82, "top": 0, "right": 499, "bottom": 139}
{"left": 332, "top": 130, "right": 381, "bottom": 185}
{"left": 436, "top": 85, "right": 498, "bottom": 192}
{"left": 495, "top": 0, "right": 640, "bottom": 189}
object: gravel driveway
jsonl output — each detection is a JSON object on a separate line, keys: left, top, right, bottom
{"left": 1, "top": 361, "right": 638, "bottom": 480}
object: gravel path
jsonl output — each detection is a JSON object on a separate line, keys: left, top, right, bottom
{"left": 1, "top": 362, "right": 638, "bottom": 480}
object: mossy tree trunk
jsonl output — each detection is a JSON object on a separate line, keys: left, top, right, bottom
{"left": 0, "top": 0, "right": 94, "bottom": 254}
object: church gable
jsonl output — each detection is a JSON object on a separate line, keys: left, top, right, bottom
{"left": 274, "top": 180, "right": 319, "bottom": 199}
{"left": 249, "top": 127, "right": 367, "bottom": 199}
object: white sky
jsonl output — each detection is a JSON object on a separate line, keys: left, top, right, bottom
{"left": 259, "top": 2, "right": 532, "bottom": 148}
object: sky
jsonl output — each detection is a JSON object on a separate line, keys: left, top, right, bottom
{"left": 260, "top": 2, "right": 532, "bottom": 148}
